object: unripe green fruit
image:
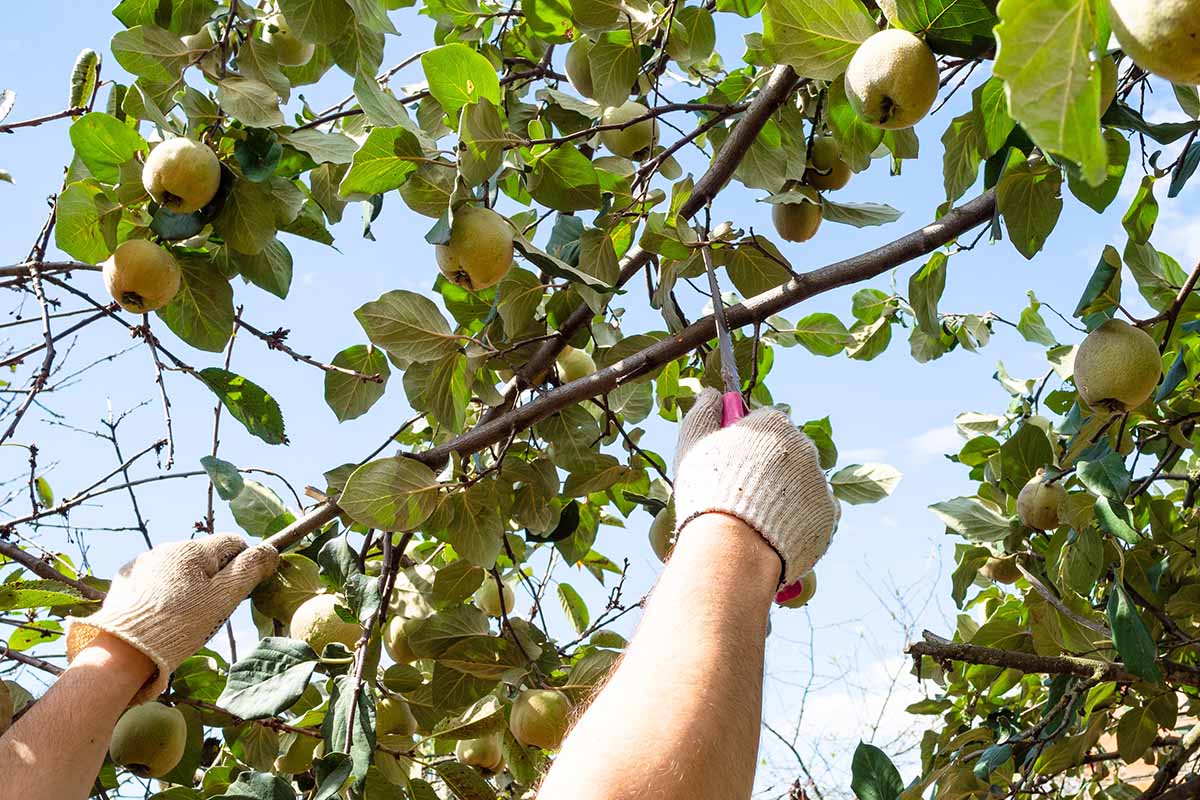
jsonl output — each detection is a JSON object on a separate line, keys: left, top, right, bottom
{"left": 274, "top": 734, "right": 320, "bottom": 774}
{"left": 1107, "top": 0, "right": 1200, "bottom": 86}
{"left": 456, "top": 734, "right": 504, "bottom": 771}
{"left": 142, "top": 137, "right": 222, "bottom": 214}
{"left": 384, "top": 615, "right": 420, "bottom": 663}
{"left": 263, "top": 12, "right": 316, "bottom": 67}
{"left": 599, "top": 101, "right": 659, "bottom": 159}
{"left": 1017, "top": 470, "right": 1066, "bottom": 531}
{"left": 436, "top": 206, "right": 514, "bottom": 291}
{"left": 509, "top": 688, "right": 572, "bottom": 750}
{"left": 377, "top": 695, "right": 418, "bottom": 736}
{"left": 0, "top": 680, "right": 11, "bottom": 734}
{"left": 804, "top": 137, "right": 852, "bottom": 191}
{"left": 649, "top": 505, "right": 675, "bottom": 563}
{"left": 780, "top": 570, "right": 817, "bottom": 608}
{"left": 68, "top": 49, "right": 100, "bottom": 108}
{"left": 565, "top": 39, "right": 594, "bottom": 98}
{"left": 475, "top": 579, "right": 516, "bottom": 617}
{"left": 1099, "top": 57, "right": 1118, "bottom": 113}
{"left": 980, "top": 555, "right": 1022, "bottom": 585}
{"left": 844, "top": 29, "right": 939, "bottom": 130}
{"left": 772, "top": 200, "right": 822, "bottom": 243}
{"left": 1074, "top": 319, "right": 1161, "bottom": 414}
{"left": 102, "top": 239, "right": 182, "bottom": 313}
{"left": 289, "top": 594, "right": 360, "bottom": 654}
{"left": 555, "top": 346, "right": 596, "bottom": 383}
{"left": 109, "top": 703, "right": 187, "bottom": 778}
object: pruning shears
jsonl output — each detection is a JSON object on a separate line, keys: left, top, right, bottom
{"left": 699, "top": 239, "right": 805, "bottom": 606}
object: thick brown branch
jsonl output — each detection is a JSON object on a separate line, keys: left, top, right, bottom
{"left": 0, "top": 539, "right": 105, "bottom": 600}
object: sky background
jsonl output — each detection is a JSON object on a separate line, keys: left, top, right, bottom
{"left": 2, "top": 3, "right": 1199, "bottom": 796}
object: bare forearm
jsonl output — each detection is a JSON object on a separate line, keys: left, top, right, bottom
{"left": 0, "top": 632, "right": 154, "bottom": 800}
{"left": 539, "top": 513, "right": 779, "bottom": 800}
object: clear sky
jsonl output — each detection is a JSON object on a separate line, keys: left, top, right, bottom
{"left": 1, "top": 2, "right": 1198, "bottom": 794}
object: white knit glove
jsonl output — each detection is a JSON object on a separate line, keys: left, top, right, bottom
{"left": 66, "top": 534, "right": 278, "bottom": 704}
{"left": 673, "top": 388, "right": 839, "bottom": 588}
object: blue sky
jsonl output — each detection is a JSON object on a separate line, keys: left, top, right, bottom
{"left": 2, "top": 2, "right": 1198, "bottom": 792}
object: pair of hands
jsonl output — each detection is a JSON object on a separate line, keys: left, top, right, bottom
{"left": 68, "top": 389, "right": 836, "bottom": 701}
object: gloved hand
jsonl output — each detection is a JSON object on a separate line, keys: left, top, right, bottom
{"left": 673, "top": 388, "right": 839, "bottom": 588}
{"left": 67, "top": 534, "right": 278, "bottom": 704}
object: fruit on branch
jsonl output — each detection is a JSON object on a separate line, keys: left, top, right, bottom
{"left": 509, "top": 688, "right": 572, "bottom": 750}
{"left": 0, "top": 680, "right": 11, "bottom": 734}
{"left": 475, "top": 577, "right": 516, "bottom": 617}
{"left": 142, "top": 137, "right": 222, "bottom": 214}
{"left": 772, "top": 194, "right": 822, "bottom": 242}
{"left": 980, "top": 555, "right": 1022, "bottom": 584}
{"left": 599, "top": 101, "right": 659, "bottom": 159}
{"left": 436, "top": 206, "right": 515, "bottom": 291}
{"left": 555, "top": 345, "right": 596, "bottom": 383}
{"left": 456, "top": 734, "right": 505, "bottom": 771}
{"left": 288, "top": 594, "right": 361, "bottom": 654}
{"left": 262, "top": 12, "right": 316, "bottom": 67}
{"left": 1016, "top": 470, "right": 1066, "bottom": 531}
{"left": 1074, "top": 318, "right": 1162, "bottom": 414}
{"left": 109, "top": 702, "right": 187, "bottom": 778}
{"left": 102, "top": 239, "right": 182, "bottom": 313}
{"left": 565, "top": 38, "right": 595, "bottom": 98}
{"left": 384, "top": 615, "right": 421, "bottom": 663}
{"left": 274, "top": 733, "right": 320, "bottom": 773}
{"left": 649, "top": 504, "right": 676, "bottom": 563}
{"left": 804, "top": 137, "right": 852, "bottom": 191}
{"left": 377, "top": 694, "right": 418, "bottom": 736}
{"left": 1106, "top": 0, "right": 1200, "bottom": 86}
{"left": 779, "top": 570, "right": 817, "bottom": 608}
{"left": 1099, "top": 57, "right": 1118, "bottom": 112}
{"left": 844, "top": 29, "right": 939, "bottom": 130}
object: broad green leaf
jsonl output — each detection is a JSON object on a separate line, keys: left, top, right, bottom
{"left": 200, "top": 369, "right": 288, "bottom": 446}
{"left": 1095, "top": 496, "right": 1140, "bottom": 545}
{"left": 557, "top": 583, "right": 589, "bottom": 634}
{"left": 929, "top": 497, "right": 1012, "bottom": 542}
{"left": 790, "top": 312, "right": 851, "bottom": 357}
{"left": 340, "top": 456, "right": 441, "bottom": 531}
{"left": 821, "top": 199, "right": 903, "bottom": 228}
{"left": 0, "top": 581, "right": 89, "bottom": 612}
{"left": 325, "top": 345, "right": 390, "bottom": 422}
{"left": 993, "top": 0, "right": 1106, "bottom": 185}
{"left": 214, "top": 178, "right": 277, "bottom": 255}
{"left": 996, "top": 158, "right": 1063, "bottom": 260}
{"left": 217, "top": 637, "right": 318, "bottom": 720}
{"left": 238, "top": 239, "right": 294, "bottom": 299}
{"left": 1067, "top": 129, "right": 1129, "bottom": 213}
{"left": 851, "top": 742, "right": 904, "bottom": 800}
{"left": 1074, "top": 245, "right": 1122, "bottom": 317}
{"left": 1122, "top": 176, "right": 1158, "bottom": 245}
{"left": 230, "top": 479, "right": 295, "bottom": 538}
{"left": 762, "top": 0, "right": 876, "bottom": 81}
{"left": 941, "top": 103, "right": 986, "bottom": 203}
{"left": 421, "top": 44, "right": 501, "bottom": 118}
{"left": 1107, "top": 583, "right": 1162, "bottom": 684}
{"left": 279, "top": 130, "right": 359, "bottom": 165}
{"left": 68, "top": 113, "right": 147, "bottom": 184}
{"left": 727, "top": 238, "right": 791, "bottom": 297}
{"left": 529, "top": 144, "right": 601, "bottom": 212}
{"left": 909, "top": 252, "right": 947, "bottom": 337}
{"left": 110, "top": 25, "right": 189, "bottom": 83}
{"left": 830, "top": 463, "right": 902, "bottom": 505}
{"left": 201, "top": 455, "right": 244, "bottom": 501}
{"left": 432, "top": 759, "right": 498, "bottom": 800}
{"left": 588, "top": 31, "right": 640, "bottom": 108}
{"left": 827, "top": 79, "right": 883, "bottom": 172}
{"left": 157, "top": 255, "right": 235, "bottom": 352}
{"left": 355, "top": 290, "right": 460, "bottom": 362}
{"left": 276, "top": 0, "right": 354, "bottom": 44}
{"left": 458, "top": 99, "right": 506, "bottom": 188}
{"left": 55, "top": 180, "right": 120, "bottom": 263}
{"left": 338, "top": 126, "right": 425, "bottom": 196}
{"left": 891, "top": 0, "right": 998, "bottom": 58}
{"left": 217, "top": 77, "right": 285, "bottom": 128}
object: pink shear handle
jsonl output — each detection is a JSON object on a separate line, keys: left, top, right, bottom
{"left": 775, "top": 578, "right": 805, "bottom": 605}
{"left": 721, "top": 391, "right": 747, "bottom": 427}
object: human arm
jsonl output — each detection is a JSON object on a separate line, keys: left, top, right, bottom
{"left": 537, "top": 389, "right": 839, "bottom": 800}
{"left": 0, "top": 534, "right": 278, "bottom": 799}
{"left": 0, "top": 632, "right": 154, "bottom": 800}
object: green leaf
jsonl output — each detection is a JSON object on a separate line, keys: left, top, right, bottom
{"left": 110, "top": 25, "right": 189, "bottom": 83}
{"left": 432, "top": 561, "right": 485, "bottom": 607}
{"left": 458, "top": 100, "right": 506, "bottom": 188}
{"left": 0, "top": 581, "right": 89, "bottom": 612}
{"left": 993, "top": 0, "right": 1106, "bottom": 185}
{"left": 802, "top": 417, "right": 838, "bottom": 469}
{"left": 68, "top": 113, "right": 146, "bottom": 184}
{"left": 727, "top": 238, "right": 791, "bottom": 297}
{"left": 323, "top": 675, "right": 375, "bottom": 781}
{"left": 278, "top": 130, "right": 358, "bottom": 165}
{"left": 157, "top": 255, "right": 235, "bottom": 352}
{"left": 1095, "top": 496, "right": 1141, "bottom": 545}
{"left": 998, "top": 423, "right": 1054, "bottom": 496}
{"left": 929, "top": 497, "right": 1012, "bottom": 543}
{"left": 762, "top": 0, "right": 876, "bottom": 81}
{"left": 340, "top": 456, "right": 441, "bottom": 531}
{"left": 201, "top": 455, "right": 245, "bottom": 500}
{"left": 909, "top": 252, "right": 947, "bottom": 337}
{"left": 1017, "top": 295, "right": 1056, "bottom": 346}
{"left": 941, "top": 103, "right": 986, "bottom": 203}
{"left": 421, "top": 44, "right": 501, "bottom": 118}
{"left": 238, "top": 239, "right": 294, "bottom": 299}
{"left": 1116, "top": 700, "right": 1158, "bottom": 763}
{"left": 217, "top": 78, "right": 284, "bottom": 129}
{"left": 1122, "top": 176, "right": 1158, "bottom": 245}
{"left": 200, "top": 368, "right": 288, "bottom": 445}
{"left": 850, "top": 742, "right": 904, "bottom": 800}
{"left": 996, "top": 158, "right": 1063, "bottom": 260}
{"left": 557, "top": 583, "right": 589, "bottom": 634}
{"left": 529, "top": 145, "right": 602, "bottom": 212}
{"left": 827, "top": 78, "right": 883, "bottom": 172}
{"left": 830, "top": 463, "right": 902, "bottom": 505}
{"left": 822, "top": 199, "right": 903, "bottom": 227}
{"left": 1067, "top": 129, "right": 1130, "bottom": 213}
{"left": 217, "top": 637, "right": 318, "bottom": 720}
{"left": 588, "top": 31, "right": 640, "bottom": 108}
{"left": 432, "top": 759, "right": 498, "bottom": 800}
{"left": 891, "top": 0, "right": 998, "bottom": 58}
{"left": 276, "top": 0, "right": 355, "bottom": 44}
{"left": 1107, "top": 583, "right": 1163, "bottom": 684}
{"left": 1074, "top": 245, "right": 1122, "bottom": 317}
{"left": 1077, "top": 446, "right": 1131, "bottom": 500}
{"left": 355, "top": 289, "right": 460, "bottom": 362}
{"left": 324, "top": 345, "right": 390, "bottom": 422}
{"left": 55, "top": 180, "right": 120, "bottom": 263}
{"left": 790, "top": 312, "right": 851, "bottom": 357}
{"left": 231, "top": 480, "right": 294, "bottom": 537}
{"left": 214, "top": 179, "right": 277, "bottom": 255}
{"left": 573, "top": 0, "right": 622, "bottom": 31}
{"left": 338, "top": 126, "right": 425, "bottom": 196}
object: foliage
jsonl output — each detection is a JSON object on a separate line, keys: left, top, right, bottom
{"left": 1, "top": 0, "right": 1200, "bottom": 798}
